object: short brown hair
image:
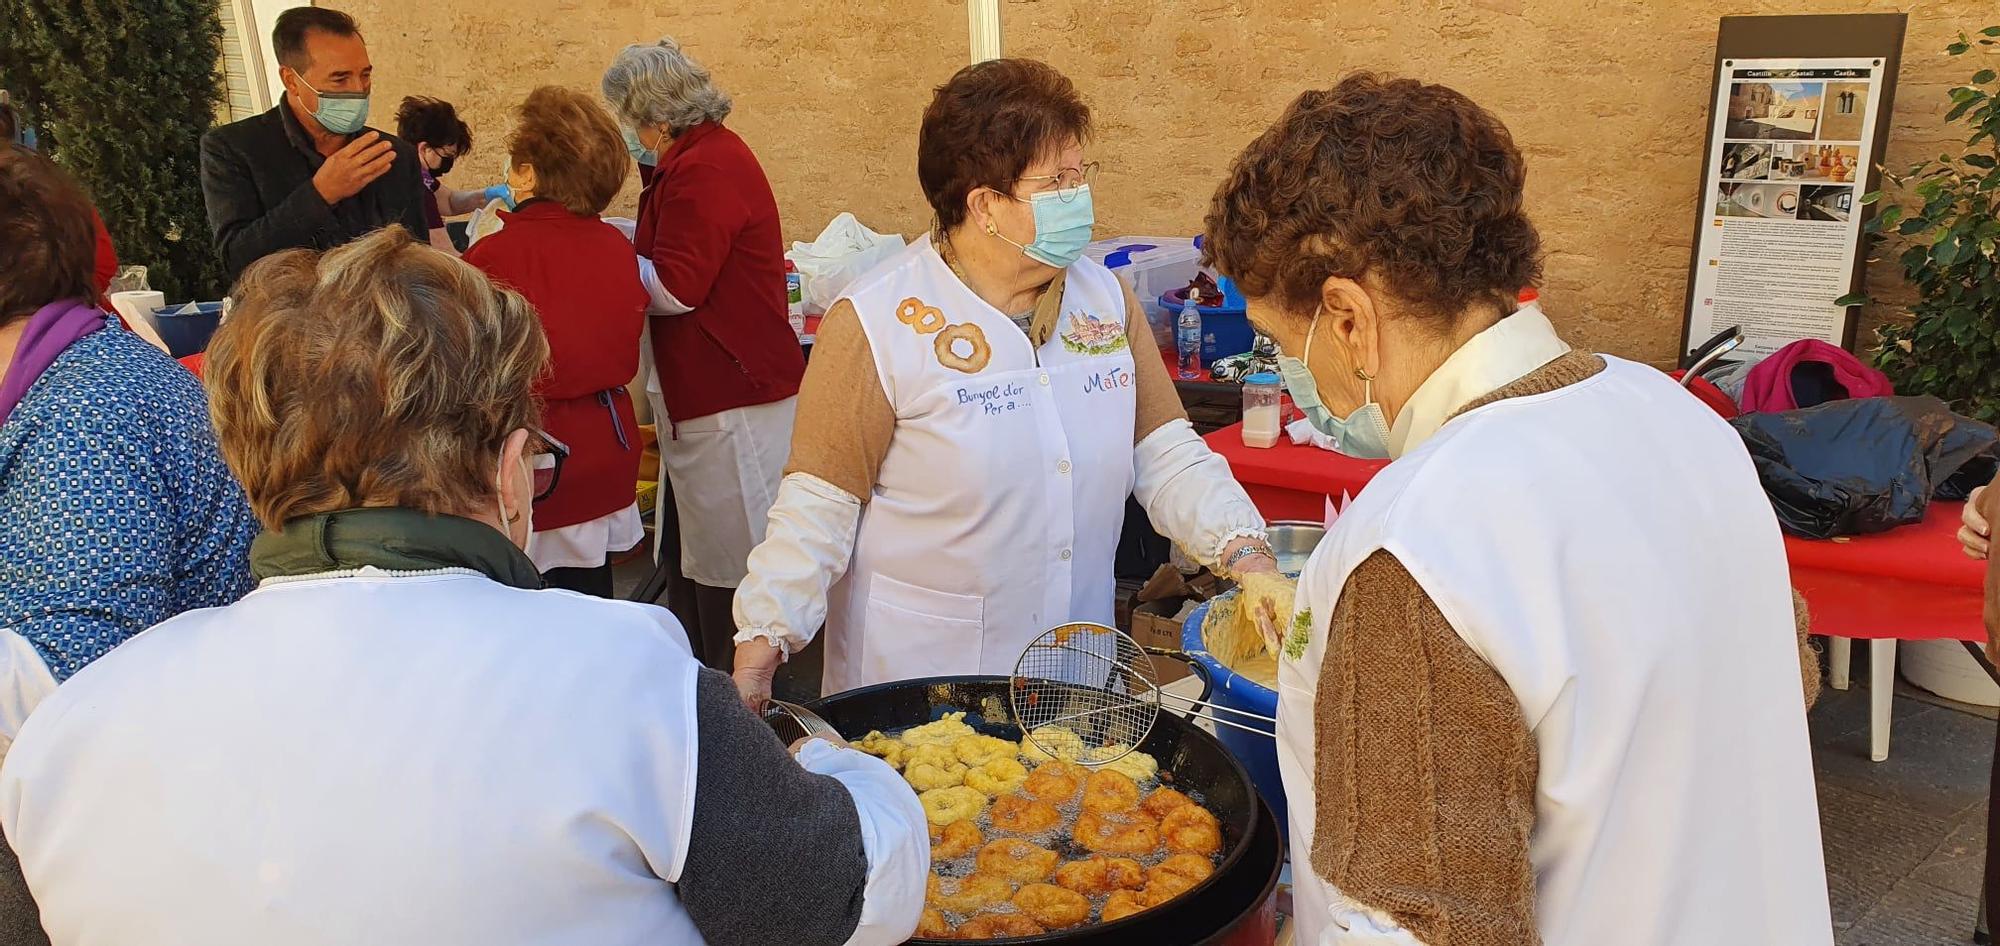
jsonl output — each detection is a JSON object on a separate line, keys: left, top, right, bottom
{"left": 509, "top": 86, "right": 628, "bottom": 216}
{"left": 1204, "top": 73, "right": 1542, "bottom": 323}
{"left": 918, "top": 59, "right": 1091, "bottom": 232}
{"left": 205, "top": 227, "right": 549, "bottom": 530}
{"left": 0, "top": 144, "right": 96, "bottom": 325}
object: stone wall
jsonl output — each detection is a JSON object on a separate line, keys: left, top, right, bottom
{"left": 341, "top": 0, "right": 1997, "bottom": 363}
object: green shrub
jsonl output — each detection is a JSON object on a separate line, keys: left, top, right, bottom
{"left": 1857, "top": 27, "right": 2000, "bottom": 423}
{"left": 0, "top": 0, "right": 226, "bottom": 301}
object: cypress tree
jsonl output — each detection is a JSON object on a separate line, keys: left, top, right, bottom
{"left": 0, "top": 0, "right": 227, "bottom": 301}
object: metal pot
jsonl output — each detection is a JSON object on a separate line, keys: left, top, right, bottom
{"left": 807, "top": 676, "right": 1284, "bottom": 945}
{"left": 1265, "top": 520, "right": 1326, "bottom": 576}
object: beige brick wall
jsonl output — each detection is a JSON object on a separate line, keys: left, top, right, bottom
{"left": 341, "top": 0, "right": 1997, "bottom": 363}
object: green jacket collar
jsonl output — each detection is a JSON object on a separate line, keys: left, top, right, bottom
{"left": 251, "top": 507, "right": 543, "bottom": 590}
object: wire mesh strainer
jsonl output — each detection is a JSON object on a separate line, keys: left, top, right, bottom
{"left": 1011, "top": 622, "right": 1162, "bottom": 765}
{"left": 1011, "top": 622, "right": 1276, "bottom": 766}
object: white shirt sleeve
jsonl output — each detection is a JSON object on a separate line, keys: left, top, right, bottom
{"left": 793, "top": 739, "right": 930, "bottom": 946}
{"left": 732, "top": 473, "right": 862, "bottom": 656}
{"left": 636, "top": 254, "right": 694, "bottom": 316}
{"left": 1132, "top": 418, "right": 1268, "bottom": 569}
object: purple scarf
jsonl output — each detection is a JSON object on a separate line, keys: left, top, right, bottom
{"left": 0, "top": 299, "right": 107, "bottom": 427}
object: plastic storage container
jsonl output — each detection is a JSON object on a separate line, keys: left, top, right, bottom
{"left": 1240, "top": 372, "right": 1281, "bottom": 448}
{"left": 1161, "top": 274, "right": 1251, "bottom": 363}
{"left": 152, "top": 302, "right": 225, "bottom": 358}
{"left": 1084, "top": 237, "right": 1202, "bottom": 350}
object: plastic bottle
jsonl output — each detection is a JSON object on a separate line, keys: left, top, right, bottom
{"left": 1176, "top": 292, "right": 1203, "bottom": 380}
{"left": 1240, "top": 372, "right": 1281, "bottom": 448}
{"left": 785, "top": 261, "right": 805, "bottom": 338}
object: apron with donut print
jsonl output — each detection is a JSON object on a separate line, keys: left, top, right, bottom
{"left": 822, "top": 234, "right": 1137, "bottom": 695}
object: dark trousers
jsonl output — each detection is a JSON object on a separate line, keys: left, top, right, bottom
{"left": 0, "top": 832, "right": 47, "bottom": 946}
{"left": 542, "top": 562, "right": 614, "bottom": 598}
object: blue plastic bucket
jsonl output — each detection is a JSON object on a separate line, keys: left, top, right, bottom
{"left": 1158, "top": 288, "right": 1253, "bottom": 363}
{"left": 152, "top": 302, "right": 224, "bottom": 358}
{"left": 1181, "top": 600, "right": 1287, "bottom": 833}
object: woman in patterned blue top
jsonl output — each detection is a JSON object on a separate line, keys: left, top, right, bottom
{"left": 0, "top": 145, "right": 258, "bottom": 754}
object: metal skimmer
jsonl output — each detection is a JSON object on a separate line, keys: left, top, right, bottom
{"left": 1011, "top": 622, "right": 1275, "bottom": 766}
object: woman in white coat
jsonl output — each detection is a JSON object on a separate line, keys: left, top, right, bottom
{"left": 0, "top": 229, "right": 928, "bottom": 946}
{"left": 730, "top": 59, "right": 1276, "bottom": 707}
{"left": 1207, "top": 74, "right": 1831, "bottom": 946}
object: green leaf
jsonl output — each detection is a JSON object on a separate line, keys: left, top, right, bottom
{"left": 1934, "top": 233, "right": 1962, "bottom": 266}
{"left": 1860, "top": 190, "right": 1884, "bottom": 204}
{"left": 1901, "top": 216, "right": 1932, "bottom": 235}
{"left": 1880, "top": 205, "right": 1905, "bottom": 227}
{"left": 1983, "top": 26, "right": 2000, "bottom": 36}
{"left": 1979, "top": 69, "right": 1999, "bottom": 85}
{"left": 1968, "top": 154, "right": 1999, "bottom": 169}
{"left": 1833, "top": 292, "right": 1871, "bottom": 307}
{"left": 1947, "top": 97, "right": 1982, "bottom": 122}
{"left": 1951, "top": 42, "right": 1973, "bottom": 55}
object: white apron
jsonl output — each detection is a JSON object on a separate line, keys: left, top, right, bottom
{"left": 641, "top": 317, "right": 798, "bottom": 589}
{"left": 823, "top": 237, "right": 1136, "bottom": 695}
{"left": 1280, "top": 358, "right": 1831, "bottom": 946}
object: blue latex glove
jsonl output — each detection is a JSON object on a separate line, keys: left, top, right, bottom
{"left": 482, "top": 183, "right": 513, "bottom": 207}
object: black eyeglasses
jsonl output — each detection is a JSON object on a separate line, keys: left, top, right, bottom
{"left": 529, "top": 428, "right": 570, "bottom": 502}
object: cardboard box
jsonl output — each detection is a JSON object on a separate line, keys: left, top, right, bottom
{"left": 1130, "top": 597, "right": 1200, "bottom": 684}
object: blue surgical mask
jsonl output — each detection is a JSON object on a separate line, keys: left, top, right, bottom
{"left": 296, "top": 76, "right": 370, "bottom": 135}
{"left": 623, "top": 126, "right": 659, "bottom": 167}
{"left": 1276, "top": 306, "right": 1393, "bottom": 459}
{"left": 995, "top": 185, "right": 1095, "bottom": 269}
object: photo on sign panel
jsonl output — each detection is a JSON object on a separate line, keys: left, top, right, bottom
{"left": 1818, "top": 81, "right": 1869, "bottom": 141}
{"left": 1769, "top": 143, "right": 1860, "bottom": 182}
{"left": 1716, "top": 181, "right": 1802, "bottom": 219}
{"left": 1799, "top": 185, "right": 1854, "bottom": 223}
{"left": 1721, "top": 142, "right": 1771, "bottom": 180}
{"left": 1725, "top": 82, "right": 1825, "bottom": 140}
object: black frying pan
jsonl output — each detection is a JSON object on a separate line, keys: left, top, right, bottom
{"left": 808, "top": 675, "right": 1264, "bottom": 945}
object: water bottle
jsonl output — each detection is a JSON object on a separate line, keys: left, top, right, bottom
{"left": 784, "top": 261, "right": 806, "bottom": 339}
{"left": 1176, "top": 294, "right": 1203, "bottom": 380}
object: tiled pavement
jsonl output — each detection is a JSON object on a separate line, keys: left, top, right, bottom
{"left": 1814, "top": 666, "right": 1994, "bottom": 946}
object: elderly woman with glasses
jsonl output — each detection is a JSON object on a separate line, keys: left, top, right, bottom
{"left": 602, "top": 38, "right": 804, "bottom": 669}
{"left": 1209, "top": 74, "right": 1829, "bottom": 945}
{"left": 726, "top": 58, "right": 1273, "bottom": 709}
{"left": 0, "top": 227, "right": 930, "bottom": 946}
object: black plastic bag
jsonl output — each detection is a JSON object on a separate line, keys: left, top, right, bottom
{"left": 1730, "top": 395, "right": 1998, "bottom": 539}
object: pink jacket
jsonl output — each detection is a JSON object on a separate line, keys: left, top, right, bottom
{"left": 1739, "top": 339, "right": 1893, "bottom": 413}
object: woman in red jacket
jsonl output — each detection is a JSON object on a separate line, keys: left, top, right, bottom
{"left": 464, "top": 86, "right": 647, "bottom": 596}
{"left": 603, "top": 39, "right": 805, "bottom": 666}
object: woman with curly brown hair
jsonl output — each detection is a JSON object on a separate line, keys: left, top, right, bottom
{"left": 463, "top": 86, "right": 647, "bottom": 596}
{"left": 725, "top": 59, "right": 1273, "bottom": 708}
{"left": 1209, "top": 74, "right": 1830, "bottom": 946}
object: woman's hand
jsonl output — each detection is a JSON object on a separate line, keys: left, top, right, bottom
{"left": 1962, "top": 485, "right": 1992, "bottom": 560}
{"left": 733, "top": 639, "right": 783, "bottom": 713}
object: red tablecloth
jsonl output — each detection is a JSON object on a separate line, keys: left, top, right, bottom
{"left": 1202, "top": 424, "right": 1386, "bottom": 522}
{"left": 1205, "top": 420, "right": 1983, "bottom": 642}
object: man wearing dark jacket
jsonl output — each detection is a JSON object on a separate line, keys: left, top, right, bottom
{"left": 200, "top": 7, "right": 426, "bottom": 282}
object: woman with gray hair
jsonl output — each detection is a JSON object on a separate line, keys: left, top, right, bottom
{"left": 603, "top": 38, "right": 804, "bottom": 672}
